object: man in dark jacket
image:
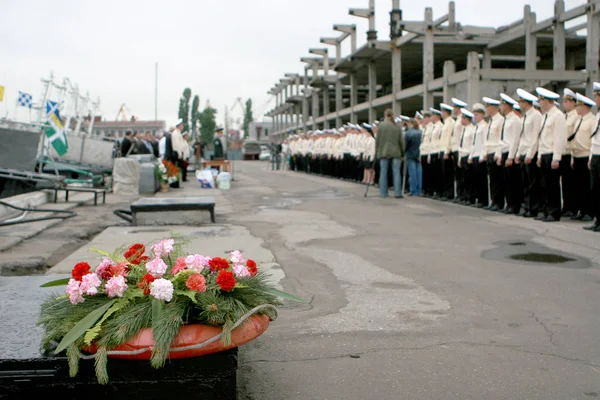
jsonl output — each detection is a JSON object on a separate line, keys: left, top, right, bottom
{"left": 376, "top": 108, "right": 406, "bottom": 198}
{"left": 120, "top": 130, "right": 134, "bottom": 156}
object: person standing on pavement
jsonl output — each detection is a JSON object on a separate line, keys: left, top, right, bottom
{"left": 496, "top": 93, "right": 522, "bottom": 214}
{"left": 457, "top": 109, "right": 477, "bottom": 205}
{"left": 483, "top": 97, "right": 506, "bottom": 211}
{"left": 376, "top": 109, "right": 405, "bottom": 198}
{"left": 439, "top": 103, "right": 456, "bottom": 201}
{"left": 471, "top": 103, "right": 489, "bottom": 208}
{"left": 420, "top": 112, "right": 434, "bottom": 197}
{"left": 561, "top": 88, "right": 579, "bottom": 217}
{"left": 429, "top": 109, "right": 444, "bottom": 199}
{"left": 405, "top": 119, "right": 422, "bottom": 196}
{"left": 571, "top": 93, "right": 596, "bottom": 223}
{"left": 584, "top": 82, "right": 600, "bottom": 232}
{"left": 535, "top": 87, "right": 567, "bottom": 222}
{"left": 451, "top": 98, "right": 468, "bottom": 203}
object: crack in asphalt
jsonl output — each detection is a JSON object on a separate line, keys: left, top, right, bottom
{"left": 523, "top": 308, "right": 557, "bottom": 346}
{"left": 245, "top": 340, "right": 599, "bottom": 368}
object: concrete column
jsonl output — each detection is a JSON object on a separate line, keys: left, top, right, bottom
{"left": 482, "top": 49, "right": 492, "bottom": 70}
{"left": 323, "top": 88, "right": 330, "bottom": 129}
{"left": 303, "top": 72, "right": 309, "bottom": 132}
{"left": 312, "top": 90, "right": 319, "bottom": 130}
{"left": 443, "top": 60, "right": 456, "bottom": 104}
{"left": 422, "top": 7, "right": 434, "bottom": 111}
{"left": 553, "top": 0, "right": 566, "bottom": 71}
{"left": 335, "top": 43, "right": 342, "bottom": 128}
{"left": 350, "top": 73, "right": 358, "bottom": 124}
{"left": 524, "top": 5, "right": 537, "bottom": 71}
{"left": 466, "top": 51, "right": 481, "bottom": 107}
{"left": 586, "top": 0, "right": 600, "bottom": 95}
{"left": 390, "top": 0, "right": 402, "bottom": 115}
{"left": 368, "top": 59, "right": 377, "bottom": 122}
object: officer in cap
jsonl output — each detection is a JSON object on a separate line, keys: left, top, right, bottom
{"left": 471, "top": 103, "right": 489, "bottom": 207}
{"left": 439, "top": 103, "right": 456, "bottom": 200}
{"left": 429, "top": 108, "right": 444, "bottom": 199}
{"left": 420, "top": 112, "right": 434, "bottom": 197}
{"left": 516, "top": 88, "right": 544, "bottom": 218}
{"left": 456, "top": 108, "right": 476, "bottom": 205}
{"left": 451, "top": 98, "right": 468, "bottom": 203}
{"left": 497, "top": 93, "right": 522, "bottom": 214}
{"left": 561, "top": 88, "right": 579, "bottom": 217}
{"left": 535, "top": 87, "right": 567, "bottom": 222}
{"left": 570, "top": 93, "right": 596, "bottom": 222}
{"left": 482, "top": 96, "right": 505, "bottom": 211}
{"left": 585, "top": 82, "right": 600, "bottom": 232}
{"left": 213, "top": 127, "right": 225, "bottom": 160}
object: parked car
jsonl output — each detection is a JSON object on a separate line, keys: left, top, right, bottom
{"left": 259, "top": 145, "right": 271, "bottom": 161}
{"left": 242, "top": 140, "right": 261, "bottom": 160}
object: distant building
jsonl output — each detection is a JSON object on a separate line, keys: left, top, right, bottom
{"left": 88, "top": 119, "right": 165, "bottom": 139}
{"left": 247, "top": 121, "right": 273, "bottom": 144}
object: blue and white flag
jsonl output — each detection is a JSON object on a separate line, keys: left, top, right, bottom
{"left": 45, "top": 100, "right": 68, "bottom": 156}
{"left": 17, "top": 91, "right": 33, "bottom": 108}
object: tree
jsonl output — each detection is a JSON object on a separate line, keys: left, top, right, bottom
{"left": 178, "top": 88, "right": 192, "bottom": 133}
{"left": 199, "top": 101, "right": 217, "bottom": 145}
{"left": 243, "top": 98, "right": 254, "bottom": 136}
{"left": 191, "top": 95, "right": 200, "bottom": 139}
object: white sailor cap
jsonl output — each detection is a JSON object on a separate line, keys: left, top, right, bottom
{"left": 315, "top": 130, "right": 322, "bottom": 134}
{"left": 430, "top": 108, "right": 442, "bottom": 115}
{"left": 536, "top": 87, "right": 560, "bottom": 100}
{"left": 415, "top": 111, "right": 424, "bottom": 119}
{"left": 563, "top": 88, "right": 576, "bottom": 100}
{"left": 516, "top": 88, "right": 537, "bottom": 103}
{"left": 533, "top": 100, "right": 541, "bottom": 108}
{"left": 514, "top": 104, "right": 521, "bottom": 111}
{"left": 373, "top": 120, "right": 380, "bottom": 126}
{"left": 500, "top": 93, "right": 518, "bottom": 106}
{"left": 338, "top": 127, "right": 345, "bottom": 133}
{"left": 440, "top": 103, "right": 453, "bottom": 112}
{"left": 482, "top": 97, "right": 500, "bottom": 106}
{"left": 594, "top": 82, "right": 600, "bottom": 93}
{"left": 400, "top": 115, "right": 410, "bottom": 121}
{"left": 175, "top": 118, "right": 184, "bottom": 126}
{"left": 554, "top": 101, "right": 561, "bottom": 107}
{"left": 451, "top": 98, "right": 468, "bottom": 108}
{"left": 394, "top": 117, "right": 402, "bottom": 123}
{"left": 472, "top": 103, "right": 486, "bottom": 113}
{"left": 362, "top": 123, "right": 373, "bottom": 130}
{"left": 576, "top": 93, "right": 595, "bottom": 107}
{"left": 460, "top": 109, "right": 474, "bottom": 119}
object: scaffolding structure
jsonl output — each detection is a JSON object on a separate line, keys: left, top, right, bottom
{"left": 265, "top": 0, "right": 600, "bottom": 139}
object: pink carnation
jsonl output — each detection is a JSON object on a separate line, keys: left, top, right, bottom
{"left": 229, "top": 250, "right": 245, "bottom": 265}
{"left": 66, "top": 278, "right": 84, "bottom": 305}
{"left": 95, "top": 258, "right": 113, "bottom": 281}
{"left": 150, "top": 278, "right": 174, "bottom": 302}
{"left": 146, "top": 257, "right": 168, "bottom": 278}
{"left": 151, "top": 239, "right": 175, "bottom": 258}
{"left": 80, "top": 273, "right": 101, "bottom": 295}
{"left": 171, "top": 257, "right": 188, "bottom": 275}
{"left": 185, "top": 254, "right": 210, "bottom": 272}
{"left": 105, "top": 275, "right": 128, "bottom": 298}
{"left": 232, "top": 264, "right": 251, "bottom": 278}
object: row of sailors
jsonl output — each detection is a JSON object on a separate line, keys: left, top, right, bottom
{"left": 417, "top": 83, "right": 600, "bottom": 231}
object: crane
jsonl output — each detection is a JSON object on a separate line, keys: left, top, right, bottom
{"left": 115, "top": 103, "right": 137, "bottom": 121}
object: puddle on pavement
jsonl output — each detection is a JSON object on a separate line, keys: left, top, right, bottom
{"left": 126, "top": 229, "right": 170, "bottom": 234}
{"left": 510, "top": 253, "right": 575, "bottom": 264}
{"left": 482, "top": 240, "right": 591, "bottom": 269}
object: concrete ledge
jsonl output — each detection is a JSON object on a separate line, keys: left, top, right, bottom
{"left": 0, "top": 191, "right": 50, "bottom": 219}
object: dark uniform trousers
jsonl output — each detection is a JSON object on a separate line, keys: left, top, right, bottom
{"left": 540, "top": 154, "right": 562, "bottom": 220}
{"left": 559, "top": 154, "right": 576, "bottom": 214}
{"left": 590, "top": 155, "right": 600, "bottom": 225}
{"left": 430, "top": 153, "right": 441, "bottom": 196}
{"left": 442, "top": 152, "right": 455, "bottom": 199}
{"left": 454, "top": 151, "right": 465, "bottom": 200}
{"left": 520, "top": 154, "right": 544, "bottom": 216}
{"left": 422, "top": 155, "right": 433, "bottom": 196}
{"left": 501, "top": 152, "right": 522, "bottom": 212}
{"left": 460, "top": 156, "right": 475, "bottom": 204}
{"left": 474, "top": 158, "right": 489, "bottom": 206}
{"left": 573, "top": 156, "right": 593, "bottom": 218}
{"left": 487, "top": 154, "right": 505, "bottom": 208}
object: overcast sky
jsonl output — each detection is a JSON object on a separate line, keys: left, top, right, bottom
{"left": 0, "top": 0, "right": 588, "bottom": 129}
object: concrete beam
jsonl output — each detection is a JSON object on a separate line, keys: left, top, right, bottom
{"left": 333, "top": 24, "right": 357, "bottom": 52}
{"left": 394, "top": 12, "right": 451, "bottom": 47}
{"left": 525, "top": 5, "right": 537, "bottom": 71}
{"left": 480, "top": 69, "right": 587, "bottom": 81}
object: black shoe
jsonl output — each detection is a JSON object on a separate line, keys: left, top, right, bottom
{"left": 489, "top": 205, "right": 500, "bottom": 212}
{"left": 504, "top": 208, "right": 518, "bottom": 215}
{"left": 583, "top": 224, "right": 600, "bottom": 231}
{"left": 571, "top": 213, "right": 583, "bottom": 220}
{"left": 476, "top": 203, "right": 485, "bottom": 209}
{"left": 432, "top": 195, "right": 440, "bottom": 200}
{"left": 581, "top": 215, "right": 594, "bottom": 223}
{"left": 452, "top": 198, "right": 461, "bottom": 204}
{"left": 541, "top": 216, "right": 560, "bottom": 222}
{"left": 534, "top": 215, "right": 547, "bottom": 221}
{"left": 395, "top": 195, "right": 404, "bottom": 199}
{"left": 562, "top": 210, "right": 575, "bottom": 217}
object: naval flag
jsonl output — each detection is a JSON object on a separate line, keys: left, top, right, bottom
{"left": 0, "top": 86, "right": 4, "bottom": 102}
{"left": 45, "top": 100, "right": 68, "bottom": 156}
{"left": 18, "top": 91, "right": 33, "bottom": 108}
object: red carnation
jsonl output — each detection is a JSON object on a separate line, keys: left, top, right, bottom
{"left": 209, "top": 257, "right": 230, "bottom": 272}
{"left": 110, "top": 261, "right": 130, "bottom": 277}
{"left": 171, "top": 257, "right": 187, "bottom": 275}
{"left": 216, "top": 270, "right": 236, "bottom": 292}
{"left": 246, "top": 259, "right": 258, "bottom": 277}
{"left": 137, "top": 273, "right": 156, "bottom": 295}
{"left": 72, "top": 262, "right": 91, "bottom": 281}
{"left": 124, "top": 243, "right": 149, "bottom": 265}
{"left": 186, "top": 273, "right": 207, "bottom": 293}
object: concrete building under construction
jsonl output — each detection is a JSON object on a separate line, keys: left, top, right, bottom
{"left": 265, "top": 0, "right": 600, "bottom": 140}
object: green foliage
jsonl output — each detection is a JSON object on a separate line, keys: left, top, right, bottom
{"left": 150, "top": 301, "right": 185, "bottom": 368}
{"left": 94, "top": 346, "right": 109, "bottom": 384}
{"left": 39, "top": 278, "right": 70, "bottom": 288}
{"left": 178, "top": 88, "right": 192, "bottom": 133}
{"left": 243, "top": 98, "right": 254, "bottom": 136}
{"left": 191, "top": 95, "right": 200, "bottom": 138}
{"left": 199, "top": 105, "right": 217, "bottom": 144}
{"left": 84, "top": 299, "right": 129, "bottom": 345}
